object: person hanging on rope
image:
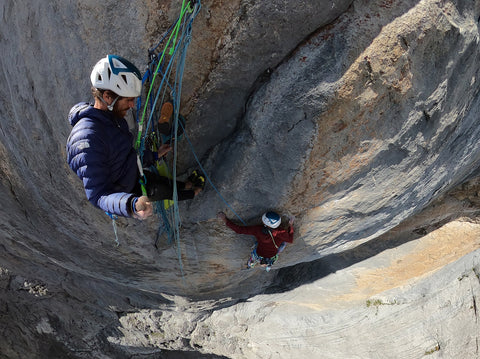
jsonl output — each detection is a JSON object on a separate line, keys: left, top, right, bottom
{"left": 66, "top": 55, "right": 204, "bottom": 220}
{"left": 217, "top": 211, "right": 295, "bottom": 271}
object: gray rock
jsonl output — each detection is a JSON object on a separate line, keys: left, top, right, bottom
{"left": 1, "top": 0, "right": 480, "bottom": 358}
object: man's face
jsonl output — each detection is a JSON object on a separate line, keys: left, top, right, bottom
{"left": 112, "top": 96, "right": 136, "bottom": 119}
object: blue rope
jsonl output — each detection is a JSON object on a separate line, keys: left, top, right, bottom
{"left": 136, "top": 2, "right": 198, "bottom": 163}
{"left": 133, "top": 1, "right": 248, "bottom": 284}
{"left": 169, "top": 4, "right": 196, "bottom": 283}
{"left": 149, "top": 19, "right": 178, "bottom": 55}
{"left": 134, "top": 0, "right": 201, "bottom": 284}
{"left": 105, "top": 212, "right": 120, "bottom": 246}
{"left": 155, "top": 202, "right": 174, "bottom": 245}
{"left": 178, "top": 121, "right": 247, "bottom": 225}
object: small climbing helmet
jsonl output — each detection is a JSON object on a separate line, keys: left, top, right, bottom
{"left": 262, "top": 211, "right": 281, "bottom": 229}
{"left": 90, "top": 55, "right": 142, "bottom": 98}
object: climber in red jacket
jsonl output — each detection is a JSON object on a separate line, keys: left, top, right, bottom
{"left": 217, "top": 211, "right": 294, "bottom": 271}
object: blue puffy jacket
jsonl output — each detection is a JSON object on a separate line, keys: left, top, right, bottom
{"left": 66, "top": 102, "right": 138, "bottom": 217}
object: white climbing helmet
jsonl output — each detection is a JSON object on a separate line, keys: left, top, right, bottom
{"left": 90, "top": 55, "right": 142, "bottom": 97}
{"left": 262, "top": 211, "right": 281, "bottom": 229}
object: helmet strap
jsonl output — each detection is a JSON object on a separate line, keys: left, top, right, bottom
{"left": 98, "top": 93, "right": 120, "bottom": 111}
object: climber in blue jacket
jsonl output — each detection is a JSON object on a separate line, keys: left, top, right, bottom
{"left": 66, "top": 55, "right": 203, "bottom": 220}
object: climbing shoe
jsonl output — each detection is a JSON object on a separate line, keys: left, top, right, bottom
{"left": 187, "top": 170, "right": 205, "bottom": 190}
{"left": 158, "top": 101, "right": 173, "bottom": 135}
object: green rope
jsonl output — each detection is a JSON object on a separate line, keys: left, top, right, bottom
{"left": 134, "top": 0, "right": 200, "bottom": 285}
{"left": 135, "top": 0, "right": 192, "bottom": 150}
{"left": 169, "top": 0, "right": 187, "bottom": 55}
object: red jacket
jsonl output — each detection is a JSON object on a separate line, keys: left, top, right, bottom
{"left": 225, "top": 218, "right": 294, "bottom": 258}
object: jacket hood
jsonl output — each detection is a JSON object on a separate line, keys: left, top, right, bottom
{"left": 68, "top": 102, "right": 119, "bottom": 127}
{"left": 68, "top": 102, "right": 127, "bottom": 129}
{"left": 68, "top": 102, "right": 94, "bottom": 127}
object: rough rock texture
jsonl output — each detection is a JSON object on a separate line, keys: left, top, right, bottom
{"left": 1, "top": 0, "right": 480, "bottom": 358}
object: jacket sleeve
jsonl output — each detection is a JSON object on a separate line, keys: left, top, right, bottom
{"left": 225, "top": 218, "right": 261, "bottom": 236}
{"left": 275, "top": 225, "right": 294, "bottom": 244}
{"left": 67, "top": 120, "right": 134, "bottom": 217}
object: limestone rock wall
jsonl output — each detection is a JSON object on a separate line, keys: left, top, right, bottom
{"left": 1, "top": 0, "right": 480, "bottom": 358}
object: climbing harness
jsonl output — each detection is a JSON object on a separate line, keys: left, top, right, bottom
{"left": 247, "top": 230, "right": 287, "bottom": 272}
{"left": 247, "top": 244, "right": 282, "bottom": 272}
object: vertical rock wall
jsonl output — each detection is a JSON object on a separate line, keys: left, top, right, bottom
{"left": 1, "top": 0, "right": 480, "bottom": 358}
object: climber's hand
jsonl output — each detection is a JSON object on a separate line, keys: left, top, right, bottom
{"left": 134, "top": 196, "right": 153, "bottom": 220}
{"left": 217, "top": 212, "right": 227, "bottom": 223}
{"left": 288, "top": 215, "right": 295, "bottom": 226}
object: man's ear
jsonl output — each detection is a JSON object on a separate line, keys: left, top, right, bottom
{"left": 103, "top": 91, "right": 113, "bottom": 101}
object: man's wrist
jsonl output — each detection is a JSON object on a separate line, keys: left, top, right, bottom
{"left": 131, "top": 197, "right": 138, "bottom": 214}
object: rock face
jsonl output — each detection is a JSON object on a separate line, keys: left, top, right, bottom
{"left": 1, "top": 0, "right": 480, "bottom": 358}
